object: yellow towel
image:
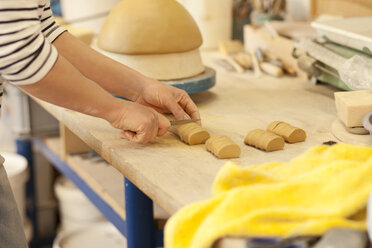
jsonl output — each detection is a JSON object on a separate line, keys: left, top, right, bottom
{"left": 164, "top": 144, "right": 372, "bottom": 248}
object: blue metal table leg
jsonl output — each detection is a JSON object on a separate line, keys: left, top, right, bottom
{"left": 16, "top": 138, "right": 39, "bottom": 248}
{"left": 125, "top": 178, "right": 155, "bottom": 248}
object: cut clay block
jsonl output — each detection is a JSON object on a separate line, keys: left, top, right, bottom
{"left": 173, "top": 122, "right": 210, "bottom": 145}
{"left": 267, "top": 121, "right": 306, "bottom": 143}
{"left": 244, "top": 129, "right": 285, "bottom": 152}
{"left": 335, "top": 90, "right": 372, "bottom": 127}
{"left": 206, "top": 135, "right": 241, "bottom": 159}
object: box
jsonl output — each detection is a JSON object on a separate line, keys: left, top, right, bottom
{"left": 311, "top": 0, "right": 372, "bottom": 18}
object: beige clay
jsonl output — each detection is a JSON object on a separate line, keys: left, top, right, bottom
{"left": 173, "top": 123, "right": 210, "bottom": 145}
{"left": 205, "top": 135, "right": 241, "bottom": 159}
{"left": 98, "top": 0, "right": 202, "bottom": 55}
{"left": 244, "top": 129, "right": 285, "bottom": 152}
{"left": 96, "top": 0, "right": 204, "bottom": 80}
{"left": 267, "top": 121, "right": 306, "bottom": 143}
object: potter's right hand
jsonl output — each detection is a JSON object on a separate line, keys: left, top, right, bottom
{"left": 107, "top": 100, "right": 171, "bottom": 144}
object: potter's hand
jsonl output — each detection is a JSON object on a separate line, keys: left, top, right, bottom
{"left": 136, "top": 79, "right": 200, "bottom": 122}
{"left": 108, "top": 101, "right": 170, "bottom": 144}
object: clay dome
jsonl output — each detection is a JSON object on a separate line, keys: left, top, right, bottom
{"left": 97, "top": 0, "right": 203, "bottom": 55}
{"left": 95, "top": 0, "right": 205, "bottom": 80}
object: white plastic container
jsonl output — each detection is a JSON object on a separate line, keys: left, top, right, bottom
{"left": 286, "top": 0, "right": 311, "bottom": 21}
{"left": 24, "top": 218, "right": 33, "bottom": 243}
{"left": 178, "top": 0, "right": 233, "bottom": 49}
{"left": 2, "top": 152, "right": 33, "bottom": 242}
{"left": 55, "top": 176, "right": 105, "bottom": 233}
{"left": 2, "top": 83, "right": 31, "bottom": 136}
{"left": 60, "top": 0, "right": 120, "bottom": 33}
{"left": 33, "top": 151, "right": 58, "bottom": 237}
{"left": 53, "top": 222, "right": 126, "bottom": 248}
{"left": 2, "top": 153, "right": 29, "bottom": 223}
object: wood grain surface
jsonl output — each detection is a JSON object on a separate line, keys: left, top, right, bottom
{"left": 33, "top": 53, "right": 341, "bottom": 215}
{"left": 331, "top": 118, "right": 372, "bottom": 145}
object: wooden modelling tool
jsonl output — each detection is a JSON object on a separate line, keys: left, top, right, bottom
{"left": 233, "top": 52, "right": 253, "bottom": 69}
{"left": 218, "top": 40, "right": 244, "bottom": 55}
{"left": 172, "top": 123, "right": 210, "bottom": 145}
{"left": 206, "top": 135, "right": 241, "bottom": 159}
{"left": 267, "top": 121, "right": 306, "bottom": 143}
{"left": 260, "top": 62, "right": 283, "bottom": 77}
{"left": 244, "top": 129, "right": 285, "bottom": 151}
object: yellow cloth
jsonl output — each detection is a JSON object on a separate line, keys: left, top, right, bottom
{"left": 164, "top": 144, "right": 372, "bottom": 248}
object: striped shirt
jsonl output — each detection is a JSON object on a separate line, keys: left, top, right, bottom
{"left": 0, "top": 0, "right": 66, "bottom": 115}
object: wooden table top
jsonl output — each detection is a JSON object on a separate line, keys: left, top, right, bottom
{"left": 35, "top": 52, "right": 340, "bottom": 215}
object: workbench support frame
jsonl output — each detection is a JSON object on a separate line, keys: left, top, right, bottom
{"left": 32, "top": 138, "right": 164, "bottom": 248}
{"left": 32, "top": 138, "right": 127, "bottom": 236}
{"left": 16, "top": 138, "right": 39, "bottom": 248}
{"left": 125, "top": 178, "right": 156, "bottom": 248}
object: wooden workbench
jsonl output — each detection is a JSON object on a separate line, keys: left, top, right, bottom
{"left": 33, "top": 52, "right": 340, "bottom": 247}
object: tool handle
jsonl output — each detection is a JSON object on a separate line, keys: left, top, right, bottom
{"left": 260, "top": 62, "right": 283, "bottom": 77}
{"left": 297, "top": 39, "right": 346, "bottom": 70}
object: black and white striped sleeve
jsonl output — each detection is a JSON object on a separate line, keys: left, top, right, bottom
{"left": 39, "top": 0, "right": 66, "bottom": 43}
{"left": 0, "top": 0, "right": 65, "bottom": 85}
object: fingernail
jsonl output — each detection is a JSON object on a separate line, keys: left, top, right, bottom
{"left": 121, "top": 132, "right": 129, "bottom": 139}
{"left": 183, "top": 113, "right": 191, "bottom": 120}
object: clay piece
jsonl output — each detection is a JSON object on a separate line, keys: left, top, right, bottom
{"left": 244, "top": 129, "right": 285, "bottom": 152}
{"left": 98, "top": 0, "right": 202, "bottom": 54}
{"left": 173, "top": 123, "right": 210, "bottom": 145}
{"left": 97, "top": 48, "right": 204, "bottom": 80}
{"left": 334, "top": 90, "right": 372, "bottom": 128}
{"left": 267, "top": 121, "right": 306, "bottom": 143}
{"left": 96, "top": 0, "right": 205, "bottom": 80}
{"left": 205, "top": 135, "right": 241, "bottom": 159}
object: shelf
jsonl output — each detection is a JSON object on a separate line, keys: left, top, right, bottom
{"left": 34, "top": 137, "right": 169, "bottom": 237}
{"left": 46, "top": 137, "right": 126, "bottom": 219}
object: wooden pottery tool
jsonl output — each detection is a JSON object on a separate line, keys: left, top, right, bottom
{"left": 219, "top": 40, "right": 244, "bottom": 55}
{"left": 260, "top": 62, "right": 283, "bottom": 77}
{"left": 234, "top": 52, "right": 253, "bottom": 69}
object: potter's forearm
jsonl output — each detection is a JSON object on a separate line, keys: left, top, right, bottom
{"left": 19, "top": 54, "right": 125, "bottom": 124}
{"left": 53, "top": 32, "right": 152, "bottom": 101}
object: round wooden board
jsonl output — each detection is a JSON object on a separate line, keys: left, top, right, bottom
{"left": 331, "top": 119, "right": 372, "bottom": 146}
{"left": 163, "top": 67, "right": 216, "bottom": 94}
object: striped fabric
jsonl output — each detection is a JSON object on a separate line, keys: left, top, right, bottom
{"left": 0, "top": 0, "right": 66, "bottom": 114}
